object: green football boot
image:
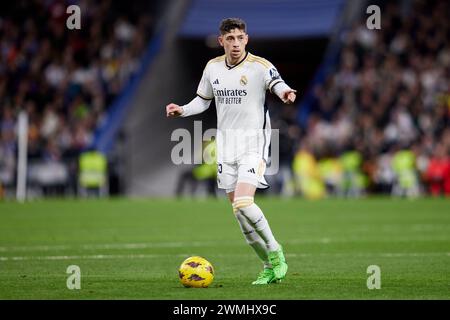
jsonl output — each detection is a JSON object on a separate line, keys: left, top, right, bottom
{"left": 252, "top": 268, "right": 276, "bottom": 285}
{"left": 268, "top": 245, "right": 288, "bottom": 281}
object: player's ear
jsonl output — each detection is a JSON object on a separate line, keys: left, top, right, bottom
{"left": 218, "top": 35, "right": 224, "bottom": 47}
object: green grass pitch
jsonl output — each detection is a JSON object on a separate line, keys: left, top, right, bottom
{"left": 0, "top": 197, "right": 449, "bottom": 299}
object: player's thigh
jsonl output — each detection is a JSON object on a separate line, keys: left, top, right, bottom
{"left": 234, "top": 182, "right": 257, "bottom": 198}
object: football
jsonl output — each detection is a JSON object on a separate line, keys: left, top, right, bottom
{"left": 178, "top": 256, "right": 214, "bottom": 288}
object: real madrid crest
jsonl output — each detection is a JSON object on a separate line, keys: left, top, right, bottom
{"left": 240, "top": 75, "right": 248, "bottom": 86}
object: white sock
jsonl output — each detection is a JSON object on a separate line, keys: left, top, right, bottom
{"left": 235, "top": 210, "right": 270, "bottom": 267}
{"left": 234, "top": 197, "right": 280, "bottom": 252}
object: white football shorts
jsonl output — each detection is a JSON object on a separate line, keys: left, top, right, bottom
{"left": 217, "top": 153, "right": 269, "bottom": 193}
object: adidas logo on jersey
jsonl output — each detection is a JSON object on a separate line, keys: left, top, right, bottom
{"left": 247, "top": 168, "right": 255, "bottom": 174}
{"left": 213, "top": 79, "right": 219, "bottom": 84}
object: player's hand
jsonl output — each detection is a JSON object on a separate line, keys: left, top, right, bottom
{"left": 166, "top": 103, "right": 183, "bottom": 118}
{"left": 282, "top": 89, "right": 297, "bottom": 104}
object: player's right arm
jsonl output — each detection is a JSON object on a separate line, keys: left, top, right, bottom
{"left": 166, "top": 63, "right": 214, "bottom": 118}
{"left": 166, "top": 97, "right": 212, "bottom": 118}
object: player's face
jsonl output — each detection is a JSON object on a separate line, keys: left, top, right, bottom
{"left": 218, "top": 28, "right": 248, "bottom": 63}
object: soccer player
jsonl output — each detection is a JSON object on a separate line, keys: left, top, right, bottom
{"left": 166, "top": 18, "right": 296, "bottom": 284}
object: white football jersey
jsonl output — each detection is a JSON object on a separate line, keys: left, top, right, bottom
{"left": 196, "top": 52, "right": 285, "bottom": 163}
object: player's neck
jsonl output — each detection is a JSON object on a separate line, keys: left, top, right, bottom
{"left": 226, "top": 51, "right": 247, "bottom": 66}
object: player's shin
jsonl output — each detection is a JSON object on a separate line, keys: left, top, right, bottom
{"left": 233, "top": 207, "right": 270, "bottom": 267}
{"left": 233, "top": 197, "right": 280, "bottom": 251}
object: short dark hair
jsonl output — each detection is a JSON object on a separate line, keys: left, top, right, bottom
{"left": 219, "top": 18, "right": 246, "bottom": 35}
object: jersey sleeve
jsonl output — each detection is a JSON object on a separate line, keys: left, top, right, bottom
{"left": 264, "top": 62, "right": 285, "bottom": 93}
{"left": 196, "top": 64, "right": 214, "bottom": 100}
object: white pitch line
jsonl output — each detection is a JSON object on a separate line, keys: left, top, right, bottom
{"left": 0, "top": 252, "right": 449, "bottom": 262}
{"left": 0, "top": 241, "right": 228, "bottom": 253}
{"left": 1, "top": 236, "right": 449, "bottom": 253}
{"left": 0, "top": 253, "right": 187, "bottom": 262}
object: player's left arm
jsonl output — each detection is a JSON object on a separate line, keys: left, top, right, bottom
{"left": 264, "top": 62, "right": 297, "bottom": 104}
{"left": 272, "top": 83, "right": 297, "bottom": 104}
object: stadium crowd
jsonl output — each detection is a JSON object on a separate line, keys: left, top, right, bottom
{"left": 269, "top": 0, "right": 450, "bottom": 198}
{"left": 0, "top": 0, "right": 154, "bottom": 196}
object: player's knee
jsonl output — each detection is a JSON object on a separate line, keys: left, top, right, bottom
{"left": 232, "top": 196, "right": 254, "bottom": 213}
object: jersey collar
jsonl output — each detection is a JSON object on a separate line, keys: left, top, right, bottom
{"left": 225, "top": 51, "right": 249, "bottom": 70}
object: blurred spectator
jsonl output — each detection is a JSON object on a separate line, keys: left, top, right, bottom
{"left": 0, "top": 107, "right": 16, "bottom": 189}
{"left": 292, "top": 141, "right": 325, "bottom": 199}
{"left": 424, "top": 143, "right": 450, "bottom": 196}
{"left": 78, "top": 149, "right": 108, "bottom": 197}
{"left": 392, "top": 148, "right": 420, "bottom": 197}
{"left": 340, "top": 149, "right": 367, "bottom": 197}
{"left": 176, "top": 140, "right": 217, "bottom": 198}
